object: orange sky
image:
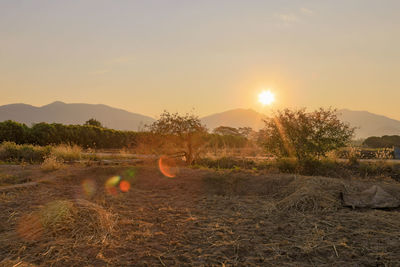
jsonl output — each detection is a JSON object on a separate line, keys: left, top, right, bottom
{"left": 1, "top": 1, "right": 399, "bottom": 119}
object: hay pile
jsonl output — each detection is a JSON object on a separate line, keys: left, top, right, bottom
{"left": 276, "top": 176, "right": 348, "bottom": 212}
{"left": 16, "top": 199, "right": 116, "bottom": 243}
{"left": 2, "top": 199, "right": 117, "bottom": 266}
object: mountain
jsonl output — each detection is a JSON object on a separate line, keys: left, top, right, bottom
{"left": 1, "top": 102, "right": 399, "bottom": 138}
{"left": 337, "top": 109, "right": 400, "bottom": 139}
{"left": 0, "top": 101, "right": 155, "bottom": 131}
{"left": 200, "top": 108, "right": 400, "bottom": 139}
{"left": 201, "top": 108, "right": 266, "bottom": 130}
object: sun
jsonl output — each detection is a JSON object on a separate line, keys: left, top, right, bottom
{"left": 258, "top": 90, "right": 275, "bottom": 106}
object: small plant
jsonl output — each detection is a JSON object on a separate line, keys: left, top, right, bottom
{"left": 348, "top": 146, "right": 361, "bottom": 165}
{"left": 51, "top": 144, "right": 82, "bottom": 162}
{"left": 41, "top": 154, "right": 65, "bottom": 171}
{"left": 375, "top": 148, "right": 393, "bottom": 160}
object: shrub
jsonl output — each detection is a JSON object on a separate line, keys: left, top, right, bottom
{"left": 275, "top": 158, "right": 298, "bottom": 173}
{"left": 41, "top": 154, "right": 65, "bottom": 171}
{"left": 0, "top": 142, "right": 51, "bottom": 163}
{"left": 147, "top": 111, "right": 207, "bottom": 164}
{"left": 51, "top": 144, "right": 82, "bottom": 161}
{"left": 260, "top": 108, "right": 354, "bottom": 160}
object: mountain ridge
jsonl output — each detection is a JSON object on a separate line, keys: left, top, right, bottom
{"left": 0, "top": 102, "right": 399, "bottom": 138}
{"left": 0, "top": 101, "right": 155, "bottom": 131}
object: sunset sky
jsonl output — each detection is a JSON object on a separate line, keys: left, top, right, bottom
{"left": 1, "top": 0, "right": 399, "bottom": 119}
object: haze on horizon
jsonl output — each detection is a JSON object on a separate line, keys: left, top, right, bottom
{"left": 1, "top": 0, "right": 399, "bottom": 119}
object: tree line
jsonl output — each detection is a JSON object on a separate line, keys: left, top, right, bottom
{"left": 0, "top": 120, "right": 137, "bottom": 148}
{"left": 0, "top": 119, "right": 251, "bottom": 151}
{"left": 0, "top": 107, "right": 358, "bottom": 162}
{"left": 363, "top": 135, "right": 400, "bottom": 148}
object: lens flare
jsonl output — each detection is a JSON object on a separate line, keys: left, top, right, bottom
{"left": 17, "top": 200, "right": 74, "bottom": 241}
{"left": 123, "top": 168, "right": 137, "bottom": 184}
{"left": 119, "top": 180, "right": 131, "bottom": 192}
{"left": 124, "top": 168, "right": 136, "bottom": 178}
{"left": 158, "top": 156, "right": 178, "bottom": 178}
{"left": 105, "top": 175, "right": 121, "bottom": 195}
{"left": 17, "top": 213, "right": 43, "bottom": 241}
{"left": 82, "top": 179, "right": 96, "bottom": 197}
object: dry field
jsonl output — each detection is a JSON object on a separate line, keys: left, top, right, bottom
{"left": 1, "top": 162, "right": 400, "bottom": 266}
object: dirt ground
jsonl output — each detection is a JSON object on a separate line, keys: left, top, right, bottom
{"left": 1, "top": 163, "right": 400, "bottom": 266}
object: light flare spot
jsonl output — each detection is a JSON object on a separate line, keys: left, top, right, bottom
{"left": 119, "top": 180, "right": 131, "bottom": 192}
{"left": 16, "top": 214, "right": 43, "bottom": 241}
{"left": 82, "top": 178, "right": 96, "bottom": 197}
{"left": 158, "top": 156, "right": 178, "bottom": 178}
{"left": 105, "top": 175, "right": 121, "bottom": 195}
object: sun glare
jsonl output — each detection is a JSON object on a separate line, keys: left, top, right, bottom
{"left": 258, "top": 90, "right": 275, "bottom": 106}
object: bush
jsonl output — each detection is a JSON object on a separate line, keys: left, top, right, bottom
{"left": 275, "top": 158, "right": 298, "bottom": 173}
{"left": 0, "top": 142, "right": 82, "bottom": 163}
{"left": 260, "top": 108, "right": 354, "bottom": 160}
{"left": 363, "top": 135, "right": 400, "bottom": 148}
{"left": 41, "top": 154, "right": 65, "bottom": 171}
{"left": 51, "top": 144, "right": 82, "bottom": 161}
{"left": 0, "top": 120, "right": 138, "bottom": 149}
{"left": 0, "top": 142, "right": 51, "bottom": 163}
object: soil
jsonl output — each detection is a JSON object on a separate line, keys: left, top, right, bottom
{"left": 1, "top": 163, "right": 400, "bottom": 266}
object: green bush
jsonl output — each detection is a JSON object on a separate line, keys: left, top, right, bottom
{"left": 0, "top": 120, "right": 138, "bottom": 149}
{"left": 0, "top": 142, "right": 51, "bottom": 163}
{"left": 51, "top": 144, "right": 82, "bottom": 161}
{"left": 275, "top": 158, "right": 298, "bottom": 173}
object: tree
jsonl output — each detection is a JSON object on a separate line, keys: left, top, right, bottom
{"left": 147, "top": 111, "right": 207, "bottom": 164}
{"left": 213, "top": 126, "right": 241, "bottom": 136}
{"left": 238, "top": 127, "right": 253, "bottom": 138}
{"left": 260, "top": 108, "right": 354, "bottom": 160}
{"left": 363, "top": 135, "right": 400, "bottom": 148}
{"left": 84, "top": 118, "right": 103, "bottom": 128}
{"left": 0, "top": 120, "right": 28, "bottom": 144}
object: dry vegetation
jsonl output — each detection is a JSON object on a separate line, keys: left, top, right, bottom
{"left": 1, "top": 162, "right": 400, "bottom": 266}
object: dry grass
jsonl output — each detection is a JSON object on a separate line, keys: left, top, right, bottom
{"left": 51, "top": 144, "right": 82, "bottom": 162}
{"left": 40, "top": 154, "right": 65, "bottom": 171}
{"left": 276, "top": 176, "right": 346, "bottom": 212}
{"left": 1, "top": 165, "right": 400, "bottom": 266}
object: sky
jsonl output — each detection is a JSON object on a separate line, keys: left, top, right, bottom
{"left": 1, "top": 0, "right": 399, "bottom": 119}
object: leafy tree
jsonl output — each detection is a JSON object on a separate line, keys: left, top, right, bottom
{"left": 147, "top": 111, "right": 207, "bottom": 164}
{"left": 260, "top": 108, "right": 354, "bottom": 160}
{"left": 0, "top": 120, "right": 137, "bottom": 149}
{"left": 84, "top": 118, "right": 103, "bottom": 128}
{"left": 0, "top": 120, "right": 28, "bottom": 144}
{"left": 238, "top": 127, "right": 253, "bottom": 138}
{"left": 213, "top": 126, "right": 241, "bottom": 136}
{"left": 363, "top": 135, "right": 400, "bottom": 148}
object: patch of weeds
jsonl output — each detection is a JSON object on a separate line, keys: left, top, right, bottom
{"left": 41, "top": 154, "right": 65, "bottom": 171}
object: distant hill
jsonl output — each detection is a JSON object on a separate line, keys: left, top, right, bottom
{"left": 0, "top": 101, "right": 155, "bottom": 131}
{"left": 337, "top": 109, "right": 400, "bottom": 139}
{"left": 200, "top": 108, "right": 266, "bottom": 130}
{"left": 1, "top": 102, "right": 399, "bottom": 138}
{"left": 200, "top": 108, "right": 400, "bottom": 139}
